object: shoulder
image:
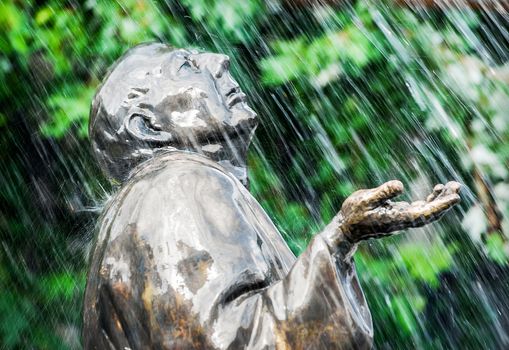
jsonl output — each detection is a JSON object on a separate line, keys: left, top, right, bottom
{"left": 98, "top": 152, "right": 243, "bottom": 240}
{"left": 116, "top": 150, "right": 241, "bottom": 209}
{"left": 127, "top": 151, "right": 237, "bottom": 190}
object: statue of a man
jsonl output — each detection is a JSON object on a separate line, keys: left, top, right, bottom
{"left": 83, "top": 43, "right": 461, "bottom": 349}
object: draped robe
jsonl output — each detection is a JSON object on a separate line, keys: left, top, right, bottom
{"left": 83, "top": 151, "right": 373, "bottom": 349}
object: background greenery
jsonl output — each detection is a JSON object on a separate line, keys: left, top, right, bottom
{"left": 1, "top": 0, "right": 509, "bottom": 348}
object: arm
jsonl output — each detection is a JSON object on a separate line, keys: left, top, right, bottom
{"left": 214, "top": 180, "right": 461, "bottom": 349}
{"left": 215, "top": 226, "right": 373, "bottom": 350}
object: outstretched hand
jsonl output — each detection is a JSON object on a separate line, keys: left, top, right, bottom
{"left": 339, "top": 180, "right": 462, "bottom": 243}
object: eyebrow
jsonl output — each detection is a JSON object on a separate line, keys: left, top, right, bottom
{"left": 126, "top": 87, "right": 149, "bottom": 99}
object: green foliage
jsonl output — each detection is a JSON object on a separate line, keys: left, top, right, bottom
{"left": 2, "top": 0, "right": 509, "bottom": 348}
{"left": 397, "top": 242, "right": 457, "bottom": 287}
{"left": 41, "top": 85, "right": 95, "bottom": 138}
{"left": 259, "top": 19, "right": 382, "bottom": 86}
{"left": 486, "top": 234, "right": 508, "bottom": 264}
{"left": 180, "top": 0, "right": 264, "bottom": 44}
{"left": 355, "top": 240, "right": 455, "bottom": 343}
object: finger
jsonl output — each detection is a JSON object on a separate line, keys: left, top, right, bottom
{"left": 426, "top": 184, "right": 444, "bottom": 202}
{"left": 434, "top": 181, "right": 462, "bottom": 200}
{"left": 409, "top": 193, "right": 460, "bottom": 227}
{"left": 364, "top": 180, "right": 404, "bottom": 209}
{"left": 428, "top": 193, "right": 460, "bottom": 214}
{"left": 439, "top": 181, "right": 462, "bottom": 197}
{"left": 360, "top": 193, "right": 460, "bottom": 236}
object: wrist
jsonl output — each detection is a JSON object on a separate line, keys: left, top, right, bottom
{"left": 321, "top": 219, "right": 358, "bottom": 258}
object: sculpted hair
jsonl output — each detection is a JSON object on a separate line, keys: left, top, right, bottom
{"left": 89, "top": 43, "right": 175, "bottom": 182}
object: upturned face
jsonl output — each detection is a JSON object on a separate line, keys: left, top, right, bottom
{"left": 121, "top": 48, "right": 258, "bottom": 148}
{"left": 91, "top": 44, "right": 260, "bottom": 182}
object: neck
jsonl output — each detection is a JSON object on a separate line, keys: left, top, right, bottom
{"left": 152, "top": 140, "right": 249, "bottom": 187}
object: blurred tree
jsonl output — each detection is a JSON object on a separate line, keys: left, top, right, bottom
{"left": 1, "top": 0, "right": 509, "bottom": 348}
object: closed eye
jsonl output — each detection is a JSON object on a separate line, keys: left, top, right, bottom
{"left": 178, "top": 61, "right": 192, "bottom": 71}
{"left": 178, "top": 57, "right": 200, "bottom": 72}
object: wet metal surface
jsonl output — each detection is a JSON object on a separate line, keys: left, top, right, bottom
{"left": 83, "top": 43, "right": 460, "bottom": 349}
{"left": 84, "top": 151, "right": 373, "bottom": 349}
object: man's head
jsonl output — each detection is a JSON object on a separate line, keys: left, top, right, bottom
{"left": 90, "top": 43, "right": 258, "bottom": 182}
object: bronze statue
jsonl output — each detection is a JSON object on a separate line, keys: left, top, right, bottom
{"left": 83, "top": 43, "right": 461, "bottom": 349}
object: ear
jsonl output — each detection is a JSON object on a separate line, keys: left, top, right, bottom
{"left": 124, "top": 112, "right": 174, "bottom": 144}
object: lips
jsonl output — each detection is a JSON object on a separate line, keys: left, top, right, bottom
{"left": 225, "top": 86, "right": 246, "bottom": 108}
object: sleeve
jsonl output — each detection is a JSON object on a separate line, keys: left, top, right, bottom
{"left": 82, "top": 159, "right": 373, "bottom": 350}
{"left": 213, "top": 234, "right": 373, "bottom": 350}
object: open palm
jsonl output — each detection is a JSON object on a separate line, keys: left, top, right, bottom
{"left": 339, "top": 180, "right": 462, "bottom": 243}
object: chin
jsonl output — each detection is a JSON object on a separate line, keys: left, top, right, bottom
{"left": 231, "top": 104, "right": 258, "bottom": 131}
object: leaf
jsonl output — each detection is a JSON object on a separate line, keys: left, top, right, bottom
{"left": 39, "top": 272, "right": 80, "bottom": 302}
{"left": 486, "top": 234, "right": 507, "bottom": 264}
{"left": 41, "top": 84, "right": 95, "bottom": 139}
{"left": 396, "top": 242, "right": 456, "bottom": 287}
{"left": 35, "top": 7, "right": 53, "bottom": 25}
{"left": 391, "top": 296, "right": 419, "bottom": 335}
{"left": 260, "top": 55, "right": 303, "bottom": 86}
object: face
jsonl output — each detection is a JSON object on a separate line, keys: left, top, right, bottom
{"left": 124, "top": 48, "right": 258, "bottom": 149}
